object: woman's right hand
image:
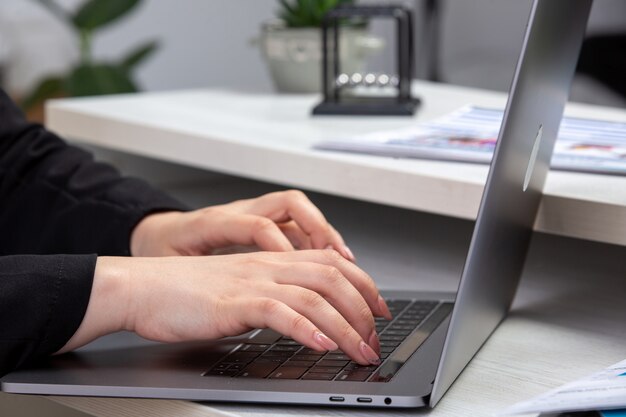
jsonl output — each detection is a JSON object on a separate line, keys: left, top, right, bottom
{"left": 59, "top": 249, "right": 392, "bottom": 366}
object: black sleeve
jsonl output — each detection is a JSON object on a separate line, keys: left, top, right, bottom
{"left": 0, "top": 254, "right": 95, "bottom": 377}
{"left": 0, "top": 90, "right": 190, "bottom": 376}
{"left": 0, "top": 90, "right": 188, "bottom": 256}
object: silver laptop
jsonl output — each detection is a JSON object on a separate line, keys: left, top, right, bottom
{"left": 1, "top": 0, "right": 592, "bottom": 408}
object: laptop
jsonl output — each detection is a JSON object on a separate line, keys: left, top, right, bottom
{"left": 1, "top": 0, "right": 592, "bottom": 409}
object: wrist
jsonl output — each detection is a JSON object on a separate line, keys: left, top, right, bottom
{"left": 130, "top": 211, "right": 180, "bottom": 256}
{"left": 57, "top": 256, "right": 133, "bottom": 353}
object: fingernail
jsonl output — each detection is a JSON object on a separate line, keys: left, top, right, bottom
{"left": 378, "top": 295, "right": 393, "bottom": 320}
{"left": 314, "top": 331, "right": 339, "bottom": 351}
{"left": 325, "top": 244, "right": 351, "bottom": 261}
{"left": 368, "top": 330, "right": 380, "bottom": 355}
{"left": 359, "top": 341, "right": 381, "bottom": 365}
{"left": 344, "top": 245, "right": 356, "bottom": 261}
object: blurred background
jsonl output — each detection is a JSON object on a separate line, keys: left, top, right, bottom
{"left": 0, "top": 0, "right": 624, "bottom": 112}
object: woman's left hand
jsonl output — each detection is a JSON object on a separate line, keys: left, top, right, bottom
{"left": 130, "top": 190, "right": 355, "bottom": 261}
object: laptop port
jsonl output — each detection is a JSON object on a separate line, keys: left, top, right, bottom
{"left": 357, "top": 397, "right": 372, "bottom": 403}
{"left": 329, "top": 396, "right": 345, "bottom": 402}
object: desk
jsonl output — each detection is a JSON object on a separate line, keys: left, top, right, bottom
{"left": 45, "top": 80, "right": 626, "bottom": 246}
{"left": 2, "top": 82, "right": 625, "bottom": 417}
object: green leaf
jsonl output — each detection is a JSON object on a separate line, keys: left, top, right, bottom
{"left": 21, "top": 76, "right": 65, "bottom": 111}
{"left": 278, "top": 0, "right": 296, "bottom": 16}
{"left": 277, "top": 0, "right": 356, "bottom": 28}
{"left": 73, "top": 0, "right": 141, "bottom": 31}
{"left": 120, "top": 40, "right": 158, "bottom": 72}
{"left": 65, "top": 64, "right": 138, "bottom": 97}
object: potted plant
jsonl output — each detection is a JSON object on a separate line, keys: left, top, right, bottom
{"left": 22, "top": 0, "right": 158, "bottom": 121}
{"left": 257, "top": 0, "right": 383, "bottom": 93}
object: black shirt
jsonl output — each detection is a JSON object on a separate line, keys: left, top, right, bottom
{"left": 0, "top": 90, "right": 188, "bottom": 376}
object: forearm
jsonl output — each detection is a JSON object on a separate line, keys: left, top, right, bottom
{"left": 0, "top": 90, "right": 188, "bottom": 256}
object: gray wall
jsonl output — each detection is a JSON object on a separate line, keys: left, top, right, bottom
{"left": 93, "top": 0, "right": 276, "bottom": 92}
{"left": 0, "top": 0, "right": 624, "bottom": 105}
{"left": 439, "top": 0, "right": 626, "bottom": 105}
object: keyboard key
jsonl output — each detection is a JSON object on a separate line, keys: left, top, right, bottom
{"left": 402, "top": 314, "right": 425, "bottom": 320}
{"left": 299, "top": 348, "right": 326, "bottom": 355}
{"left": 310, "top": 366, "right": 344, "bottom": 374}
{"left": 226, "top": 352, "right": 261, "bottom": 364}
{"left": 389, "top": 325, "right": 416, "bottom": 331}
{"left": 384, "top": 329, "right": 412, "bottom": 336}
{"left": 212, "top": 363, "right": 231, "bottom": 371}
{"left": 337, "top": 370, "right": 371, "bottom": 381}
{"left": 228, "top": 363, "right": 246, "bottom": 371}
{"left": 381, "top": 346, "right": 396, "bottom": 353}
{"left": 380, "top": 340, "right": 401, "bottom": 348}
{"left": 292, "top": 354, "right": 323, "bottom": 361}
{"left": 394, "top": 319, "right": 420, "bottom": 325}
{"left": 276, "top": 339, "right": 301, "bottom": 346}
{"left": 238, "top": 362, "right": 280, "bottom": 378}
{"left": 325, "top": 352, "right": 350, "bottom": 360}
{"left": 256, "top": 357, "right": 288, "bottom": 364}
{"left": 269, "top": 345, "right": 301, "bottom": 352}
{"left": 270, "top": 366, "right": 308, "bottom": 379}
{"left": 344, "top": 363, "right": 379, "bottom": 372}
{"left": 302, "top": 372, "right": 336, "bottom": 381}
{"left": 387, "top": 300, "right": 410, "bottom": 308}
{"left": 261, "top": 351, "right": 294, "bottom": 358}
{"left": 239, "top": 344, "right": 271, "bottom": 352}
{"left": 379, "top": 335, "right": 405, "bottom": 342}
{"left": 317, "top": 360, "right": 349, "bottom": 368}
{"left": 285, "top": 360, "right": 316, "bottom": 367}
{"left": 254, "top": 352, "right": 292, "bottom": 362}
{"left": 204, "top": 369, "right": 239, "bottom": 377}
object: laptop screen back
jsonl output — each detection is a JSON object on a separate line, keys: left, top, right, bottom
{"left": 429, "top": 0, "right": 593, "bottom": 406}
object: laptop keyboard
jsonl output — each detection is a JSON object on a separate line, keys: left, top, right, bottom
{"left": 203, "top": 299, "right": 441, "bottom": 382}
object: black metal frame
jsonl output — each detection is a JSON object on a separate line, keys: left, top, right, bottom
{"left": 312, "top": 5, "right": 420, "bottom": 116}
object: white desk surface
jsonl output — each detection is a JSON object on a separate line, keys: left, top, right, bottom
{"left": 3, "top": 177, "right": 624, "bottom": 417}
{"left": 46, "top": 81, "right": 626, "bottom": 246}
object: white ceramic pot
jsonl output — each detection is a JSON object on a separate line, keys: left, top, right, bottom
{"left": 257, "top": 20, "right": 383, "bottom": 93}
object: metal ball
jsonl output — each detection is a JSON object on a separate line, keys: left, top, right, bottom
{"left": 350, "top": 73, "right": 363, "bottom": 85}
{"left": 336, "top": 73, "right": 350, "bottom": 86}
{"left": 364, "top": 73, "right": 377, "bottom": 86}
{"left": 377, "top": 74, "right": 390, "bottom": 86}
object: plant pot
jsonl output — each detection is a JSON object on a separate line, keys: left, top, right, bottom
{"left": 257, "top": 20, "right": 383, "bottom": 94}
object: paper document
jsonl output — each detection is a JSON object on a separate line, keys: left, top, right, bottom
{"left": 315, "top": 106, "right": 626, "bottom": 175}
{"left": 498, "top": 359, "right": 626, "bottom": 416}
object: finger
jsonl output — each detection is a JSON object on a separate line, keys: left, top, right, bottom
{"left": 259, "top": 249, "right": 392, "bottom": 320}
{"left": 278, "top": 221, "right": 313, "bottom": 250}
{"left": 209, "top": 213, "right": 295, "bottom": 252}
{"left": 272, "top": 262, "right": 376, "bottom": 347}
{"left": 265, "top": 285, "right": 380, "bottom": 366}
{"left": 241, "top": 297, "right": 339, "bottom": 353}
{"left": 328, "top": 225, "right": 355, "bottom": 262}
{"left": 248, "top": 191, "right": 352, "bottom": 259}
